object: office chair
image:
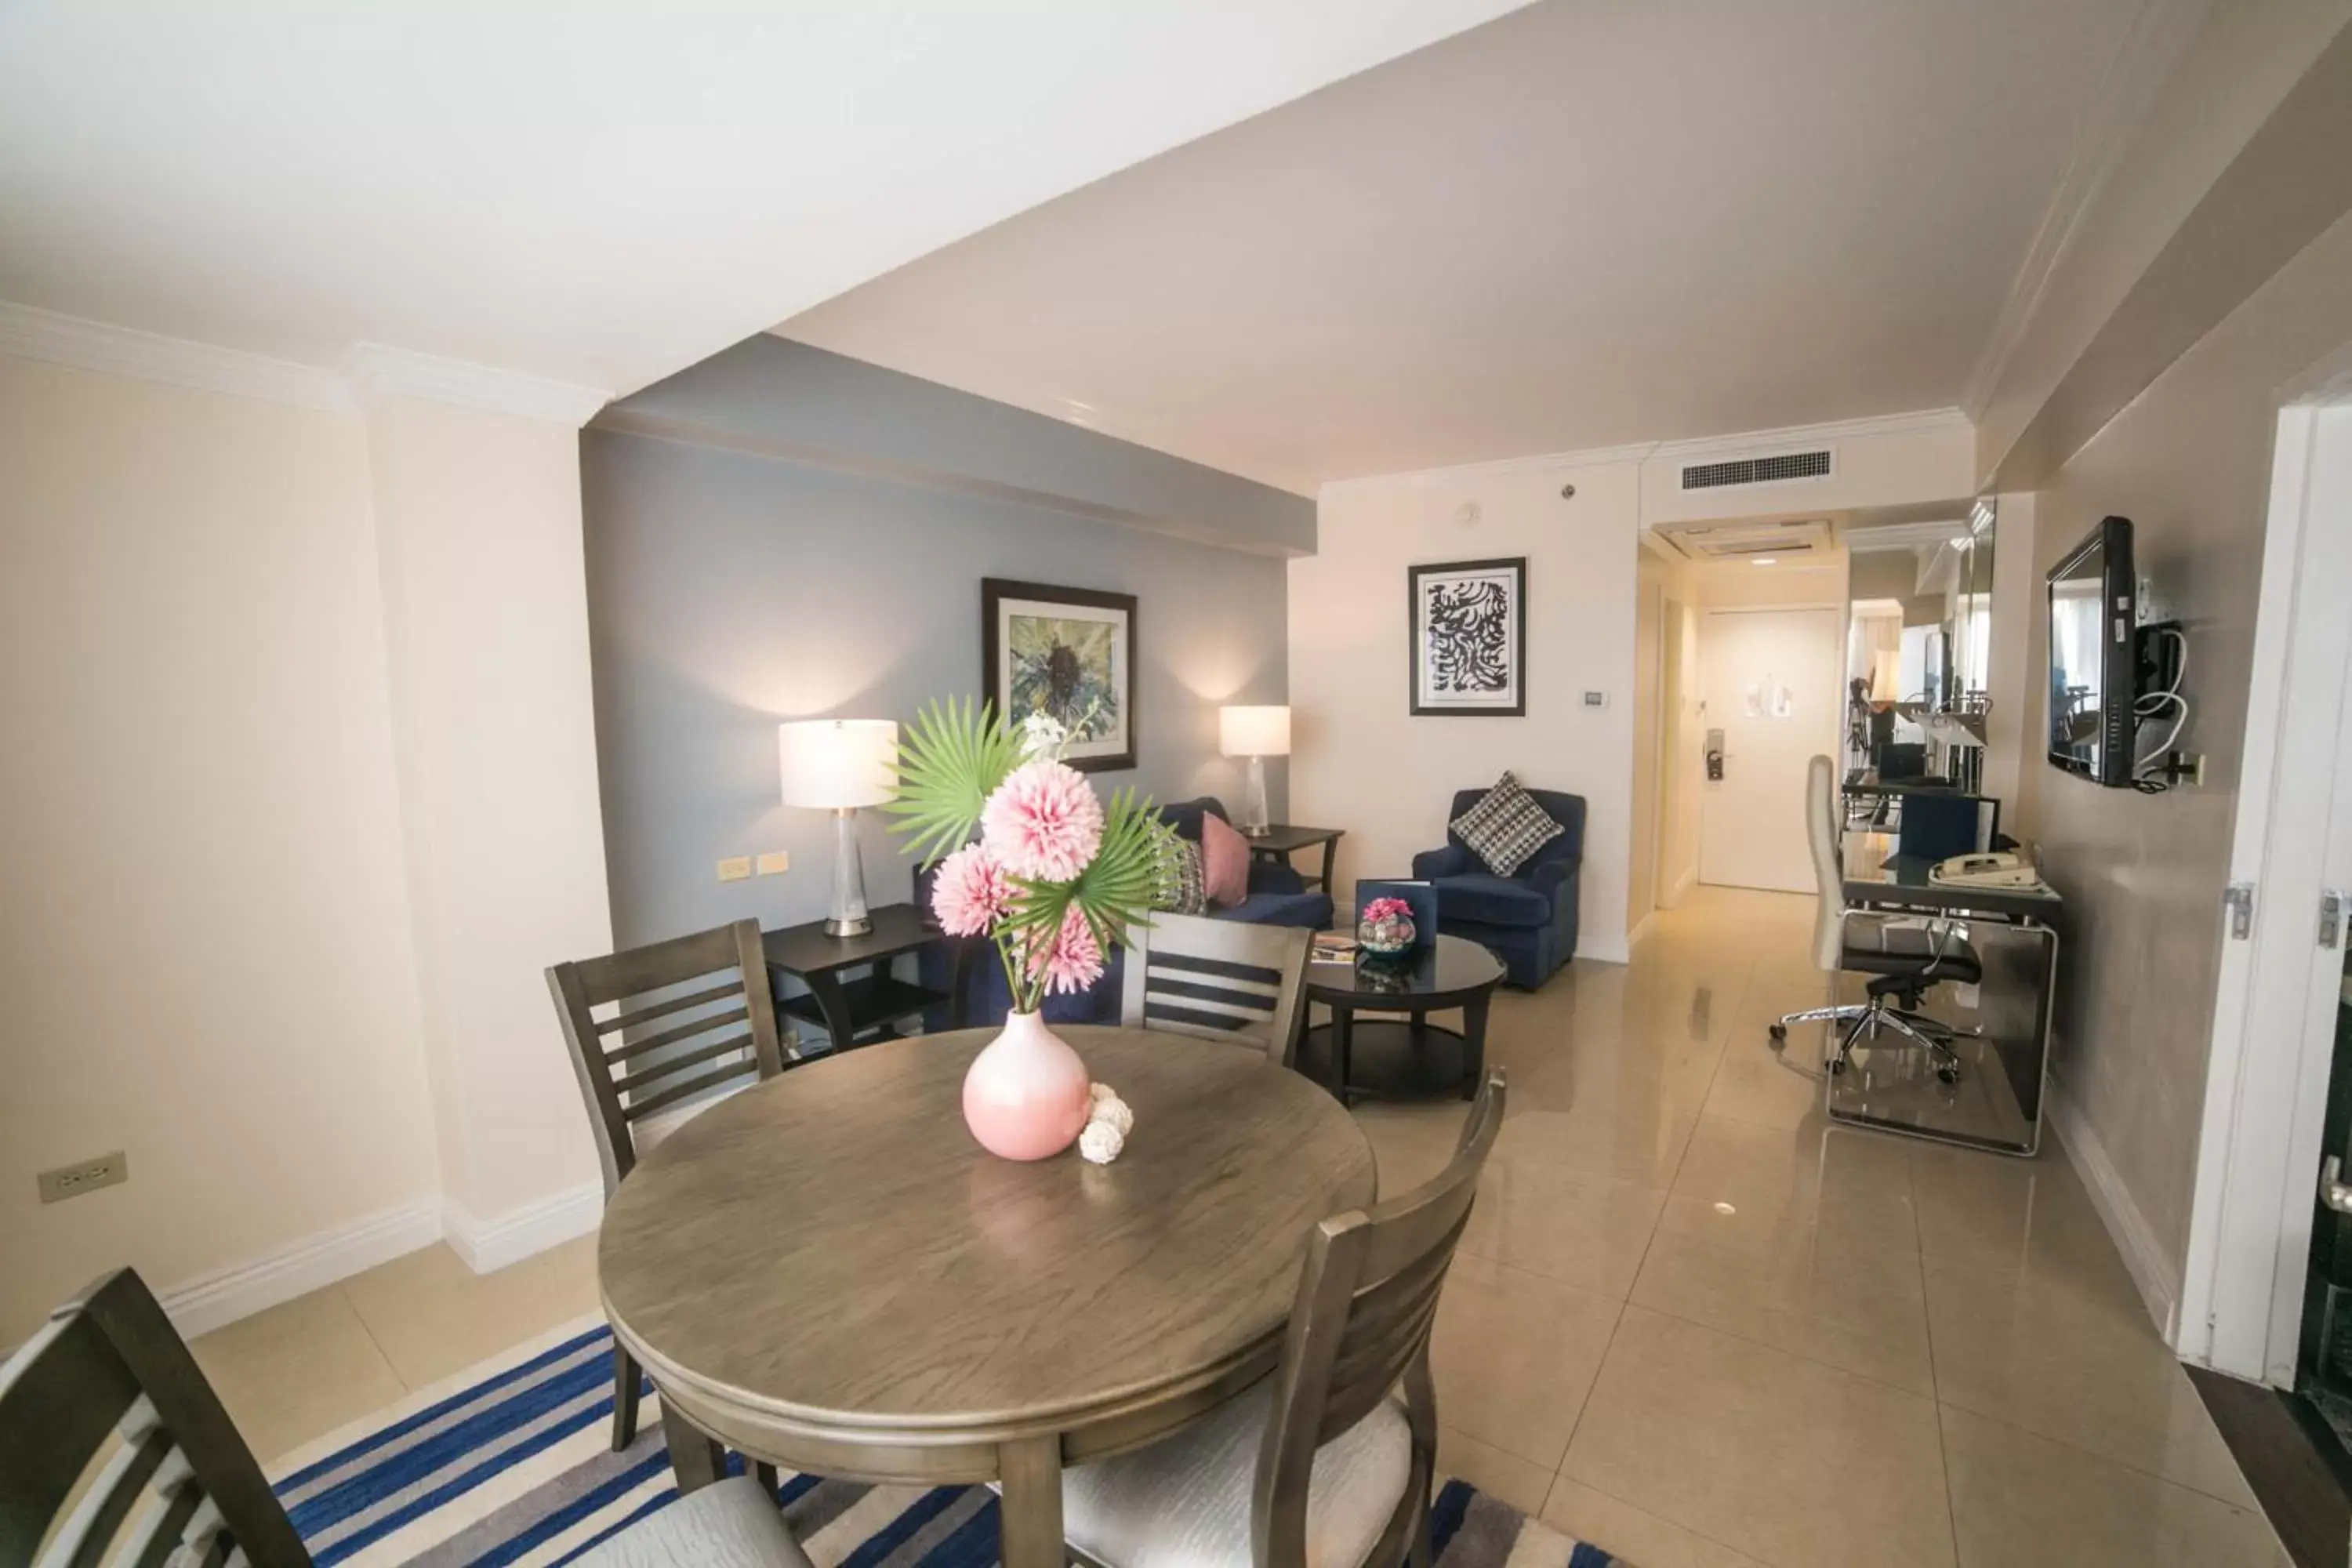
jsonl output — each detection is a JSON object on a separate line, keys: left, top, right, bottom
{"left": 1769, "top": 755, "right": 1980, "bottom": 1084}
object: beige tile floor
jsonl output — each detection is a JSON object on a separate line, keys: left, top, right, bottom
{"left": 191, "top": 887, "right": 2288, "bottom": 1567}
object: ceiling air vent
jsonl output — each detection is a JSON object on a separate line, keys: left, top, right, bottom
{"left": 1680, "top": 448, "right": 1833, "bottom": 491}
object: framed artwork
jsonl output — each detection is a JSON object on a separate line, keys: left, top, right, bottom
{"left": 1408, "top": 557, "right": 1526, "bottom": 717}
{"left": 982, "top": 578, "right": 1138, "bottom": 771}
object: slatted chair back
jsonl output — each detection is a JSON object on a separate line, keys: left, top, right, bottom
{"left": 1249, "top": 1068, "right": 1507, "bottom": 1568}
{"left": 1120, "top": 913, "right": 1311, "bottom": 1063}
{"left": 547, "top": 918, "right": 786, "bottom": 1196}
{"left": 0, "top": 1268, "right": 313, "bottom": 1568}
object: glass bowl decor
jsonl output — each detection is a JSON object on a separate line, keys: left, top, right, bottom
{"left": 1357, "top": 896, "right": 1418, "bottom": 958}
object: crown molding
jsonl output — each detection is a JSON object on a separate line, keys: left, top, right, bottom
{"left": 1644, "top": 407, "right": 1971, "bottom": 463}
{"left": 344, "top": 343, "right": 609, "bottom": 427}
{"left": 0, "top": 300, "right": 354, "bottom": 413}
{"left": 1960, "top": 0, "right": 2211, "bottom": 419}
{"left": 1319, "top": 440, "right": 1661, "bottom": 498}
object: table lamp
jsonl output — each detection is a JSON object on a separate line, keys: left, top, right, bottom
{"left": 1218, "top": 705, "right": 1290, "bottom": 837}
{"left": 778, "top": 718, "right": 898, "bottom": 937}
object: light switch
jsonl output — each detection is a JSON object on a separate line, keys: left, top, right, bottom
{"left": 757, "top": 851, "right": 789, "bottom": 876}
{"left": 717, "top": 855, "right": 753, "bottom": 882}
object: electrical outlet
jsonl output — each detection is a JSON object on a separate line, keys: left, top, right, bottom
{"left": 38, "top": 1151, "right": 127, "bottom": 1204}
{"left": 717, "top": 855, "right": 753, "bottom": 883}
{"left": 1583, "top": 691, "right": 1608, "bottom": 708}
{"left": 756, "top": 851, "right": 789, "bottom": 876}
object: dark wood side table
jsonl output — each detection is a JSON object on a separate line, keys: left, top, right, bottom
{"left": 1245, "top": 823, "right": 1345, "bottom": 891}
{"left": 1294, "top": 935, "right": 1506, "bottom": 1104}
{"left": 762, "top": 902, "right": 973, "bottom": 1059}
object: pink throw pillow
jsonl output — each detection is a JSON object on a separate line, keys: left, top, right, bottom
{"left": 1200, "top": 811, "right": 1251, "bottom": 908}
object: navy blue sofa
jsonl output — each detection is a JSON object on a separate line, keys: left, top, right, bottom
{"left": 1410, "top": 787, "right": 1584, "bottom": 989}
{"left": 920, "top": 795, "right": 1332, "bottom": 1026}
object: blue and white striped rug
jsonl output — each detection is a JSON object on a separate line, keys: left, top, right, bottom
{"left": 269, "top": 1317, "right": 1618, "bottom": 1566}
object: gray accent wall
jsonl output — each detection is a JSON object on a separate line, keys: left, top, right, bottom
{"left": 581, "top": 409, "right": 1293, "bottom": 951}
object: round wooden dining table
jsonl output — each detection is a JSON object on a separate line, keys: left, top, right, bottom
{"left": 598, "top": 1024, "right": 1377, "bottom": 1568}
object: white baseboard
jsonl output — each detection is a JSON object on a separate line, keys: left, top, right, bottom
{"left": 441, "top": 1181, "right": 604, "bottom": 1276}
{"left": 2049, "top": 1083, "right": 2181, "bottom": 1344}
{"left": 159, "top": 1199, "right": 444, "bottom": 1341}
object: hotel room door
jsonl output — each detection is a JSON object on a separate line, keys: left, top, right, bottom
{"left": 1698, "top": 605, "right": 1843, "bottom": 894}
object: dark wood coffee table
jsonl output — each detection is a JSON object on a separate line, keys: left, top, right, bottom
{"left": 1296, "top": 934, "right": 1505, "bottom": 1103}
{"left": 599, "top": 1025, "right": 1374, "bottom": 1568}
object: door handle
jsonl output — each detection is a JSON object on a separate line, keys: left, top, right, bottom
{"left": 2323, "top": 1156, "right": 2352, "bottom": 1215}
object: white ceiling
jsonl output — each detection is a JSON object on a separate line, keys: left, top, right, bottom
{"left": 781, "top": 0, "right": 2153, "bottom": 493}
{"left": 0, "top": 1, "right": 1526, "bottom": 396}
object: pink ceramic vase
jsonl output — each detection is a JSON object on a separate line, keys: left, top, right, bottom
{"left": 963, "top": 1009, "right": 1093, "bottom": 1161}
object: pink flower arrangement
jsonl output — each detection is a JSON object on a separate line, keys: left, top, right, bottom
{"left": 980, "top": 760, "right": 1105, "bottom": 882}
{"left": 1362, "top": 896, "right": 1414, "bottom": 924}
{"left": 931, "top": 843, "right": 1012, "bottom": 937}
{"left": 1025, "top": 903, "right": 1106, "bottom": 996}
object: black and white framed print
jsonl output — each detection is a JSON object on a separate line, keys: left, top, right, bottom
{"left": 1409, "top": 557, "right": 1526, "bottom": 717}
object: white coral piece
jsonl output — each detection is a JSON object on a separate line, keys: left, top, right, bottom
{"left": 1089, "top": 1080, "right": 1120, "bottom": 1105}
{"left": 1088, "top": 1093, "right": 1134, "bottom": 1138}
{"left": 1079, "top": 1119, "right": 1126, "bottom": 1164}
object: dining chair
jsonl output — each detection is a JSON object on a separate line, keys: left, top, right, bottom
{"left": 1058, "top": 1066, "right": 1507, "bottom": 1568}
{"left": 546, "top": 917, "right": 786, "bottom": 1450}
{"left": 1120, "top": 912, "right": 1312, "bottom": 1064}
{"left": 0, "top": 1269, "right": 812, "bottom": 1568}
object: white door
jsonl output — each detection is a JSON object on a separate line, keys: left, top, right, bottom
{"left": 1698, "top": 606, "right": 1843, "bottom": 893}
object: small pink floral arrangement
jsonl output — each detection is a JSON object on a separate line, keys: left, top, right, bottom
{"left": 888, "top": 705, "right": 1176, "bottom": 1014}
{"left": 1358, "top": 895, "right": 1418, "bottom": 957}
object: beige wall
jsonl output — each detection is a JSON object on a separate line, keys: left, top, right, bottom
{"left": 362, "top": 394, "right": 609, "bottom": 1232}
{"left": 2014, "top": 209, "right": 2352, "bottom": 1288}
{"left": 1295, "top": 459, "right": 1642, "bottom": 963}
{"left": 1628, "top": 557, "right": 1667, "bottom": 931}
{"left": 0, "top": 358, "right": 440, "bottom": 1344}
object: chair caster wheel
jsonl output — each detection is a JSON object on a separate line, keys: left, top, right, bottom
{"left": 1767, "top": 1023, "right": 1787, "bottom": 1047}
{"left": 1936, "top": 1066, "right": 1960, "bottom": 1085}
{"left": 1828, "top": 1058, "right": 1847, "bottom": 1076}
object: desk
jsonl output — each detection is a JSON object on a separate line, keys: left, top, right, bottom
{"left": 1829, "top": 833, "right": 2060, "bottom": 1156}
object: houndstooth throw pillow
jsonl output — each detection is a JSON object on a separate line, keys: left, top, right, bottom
{"left": 1450, "top": 771, "right": 1564, "bottom": 877}
{"left": 1154, "top": 837, "right": 1208, "bottom": 916}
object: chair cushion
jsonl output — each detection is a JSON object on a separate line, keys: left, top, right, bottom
{"left": 1062, "top": 1384, "right": 1412, "bottom": 1568}
{"left": 1448, "top": 772, "right": 1565, "bottom": 877}
{"left": 1840, "top": 922, "right": 1982, "bottom": 984}
{"left": 1213, "top": 889, "right": 1334, "bottom": 929}
{"left": 570, "top": 1475, "right": 812, "bottom": 1568}
{"left": 1433, "top": 873, "right": 1552, "bottom": 929}
{"left": 1200, "top": 811, "right": 1251, "bottom": 907}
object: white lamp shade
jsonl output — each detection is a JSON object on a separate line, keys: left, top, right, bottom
{"left": 778, "top": 719, "right": 898, "bottom": 809}
{"left": 1867, "top": 651, "right": 1902, "bottom": 705}
{"left": 1219, "top": 705, "right": 1291, "bottom": 757}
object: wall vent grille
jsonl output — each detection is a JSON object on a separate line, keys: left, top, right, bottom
{"left": 1680, "top": 448, "right": 1833, "bottom": 490}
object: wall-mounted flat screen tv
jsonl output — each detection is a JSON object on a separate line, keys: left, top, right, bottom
{"left": 2046, "top": 514, "right": 2136, "bottom": 788}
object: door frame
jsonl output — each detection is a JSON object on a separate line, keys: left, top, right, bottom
{"left": 1695, "top": 601, "right": 1846, "bottom": 894}
{"left": 2180, "top": 377, "right": 2352, "bottom": 1381}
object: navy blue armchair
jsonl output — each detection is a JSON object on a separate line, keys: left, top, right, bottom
{"left": 1410, "top": 788, "right": 1584, "bottom": 989}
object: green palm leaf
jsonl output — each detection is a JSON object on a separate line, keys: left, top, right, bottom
{"left": 880, "top": 695, "right": 1020, "bottom": 867}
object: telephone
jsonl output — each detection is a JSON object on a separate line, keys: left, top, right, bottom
{"left": 1930, "top": 850, "right": 2042, "bottom": 890}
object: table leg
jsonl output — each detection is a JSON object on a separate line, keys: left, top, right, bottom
{"left": 661, "top": 1405, "right": 724, "bottom": 1494}
{"left": 804, "top": 970, "right": 858, "bottom": 1052}
{"left": 1461, "top": 991, "right": 1492, "bottom": 1102}
{"left": 1333, "top": 1007, "right": 1355, "bottom": 1105}
{"left": 997, "top": 1433, "right": 1066, "bottom": 1567}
